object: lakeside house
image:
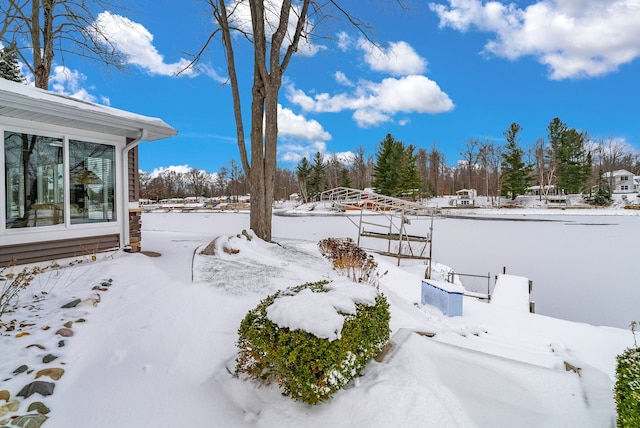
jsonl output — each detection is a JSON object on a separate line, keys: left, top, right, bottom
{"left": 454, "top": 188, "right": 476, "bottom": 206}
{"left": 603, "top": 169, "right": 638, "bottom": 194}
{"left": 0, "top": 79, "right": 177, "bottom": 265}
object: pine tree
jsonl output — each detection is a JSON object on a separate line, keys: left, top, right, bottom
{"left": 547, "top": 117, "right": 592, "bottom": 194}
{"left": 372, "top": 134, "right": 420, "bottom": 197}
{"left": 308, "top": 152, "right": 326, "bottom": 199}
{"left": 296, "top": 157, "right": 312, "bottom": 203}
{"left": 501, "top": 122, "right": 532, "bottom": 199}
{"left": 0, "top": 44, "right": 25, "bottom": 83}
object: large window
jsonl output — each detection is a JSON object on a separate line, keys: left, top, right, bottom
{"left": 69, "top": 140, "right": 116, "bottom": 224}
{"left": 4, "top": 131, "right": 116, "bottom": 229}
{"left": 4, "top": 131, "right": 64, "bottom": 228}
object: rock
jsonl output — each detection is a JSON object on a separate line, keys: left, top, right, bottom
{"left": 35, "top": 368, "right": 64, "bottom": 381}
{"left": 61, "top": 298, "right": 81, "bottom": 309}
{"left": 13, "top": 366, "right": 28, "bottom": 375}
{"left": 26, "top": 344, "right": 45, "bottom": 350}
{"left": 63, "top": 321, "right": 73, "bottom": 328}
{"left": 75, "top": 318, "right": 86, "bottom": 323}
{"left": 41, "top": 354, "right": 57, "bottom": 364}
{"left": 57, "top": 340, "right": 65, "bottom": 348}
{"left": 0, "top": 400, "right": 19, "bottom": 415}
{"left": 55, "top": 328, "right": 73, "bottom": 337}
{"left": 81, "top": 296, "right": 100, "bottom": 307}
{"left": 92, "top": 286, "right": 108, "bottom": 291}
{"left": 0, "top": 390, "right": 8, "bottom": 402}
{"left": 9, "top": 413, "right": 48, "bottom": 427}
{"left": 16, "top": 381, "right": 55, "bottom": 399}
{"left": 27, "top": 402, "right": 50, "bottom": 414}
{"left": 40, "top": 326, "right": 50, "bottom": 331}
{"left": 15, "top": 332, "right": 30, "bottom": 338}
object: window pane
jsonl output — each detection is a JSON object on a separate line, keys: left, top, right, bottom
{"left": 4, "top": 131, "right": 64, "bottom": 228}
{"left": 69, "top": 140, "right": 116, "bottom": 224}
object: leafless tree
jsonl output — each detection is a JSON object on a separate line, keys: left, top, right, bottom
{"left": 1, "top": 0, "right": 126, "bottom": 89}
{"left": 185, "top": 168, "right": 211, "bottom": 197}
{"left": 189, "top": 0, "right": 403, "bottom": 241}
{"left": 458, "top": 138, "right": 479, "bottom": 190}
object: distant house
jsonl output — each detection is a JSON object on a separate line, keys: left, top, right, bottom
{"left": 0, "top": 79, "right": 177, "bottom": 266}
{"left": 526, "top": 185, "right": 561, "bottom": 197}
{"left": 603, "top": 169, "right": 637, "bottom": 194}
{"left": 455, "top": 189, "right": 476, "bottom": 206}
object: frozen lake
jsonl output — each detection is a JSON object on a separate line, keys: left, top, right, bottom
{"left": 143, "top": 211, "right": 638, "bottom": 329}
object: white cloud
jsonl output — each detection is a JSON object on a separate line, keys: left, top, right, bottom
{"left": 88, "top": 11, "right": 197, "bottom": 77}
{"left": 49, "top": 66, "right": 106, "bottom": 104}
{"left": 334, "top": 71, "right": 353, "bottom": 86}
{"left": 279, "top": 141, "right": 327, "bottom": 163}
{"left": 287, "top": 75, "right": 454, "bottom": 128}
{"left": 336, "top": 31, "right": 352, "bottom": 51}
{"left": 226, "top": 0, "right": 322, "bottom": 57}
{"left": 429, "top": 0, "right": 640, "bottom": 79}
{"left": 275, "top": 105, "right": 333, "bottom": 163}
{"left": 149, "top": 165, "right": 192, "bottom": 179}
{"left": 277, "top": 104, "right": 332, "bottom": 142}
{"left": 358, "top": 39, "right": 428, "bottom": 76}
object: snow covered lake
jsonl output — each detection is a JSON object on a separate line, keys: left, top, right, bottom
{"left": 145, "top": 211, "right": 638, "bottom": 329}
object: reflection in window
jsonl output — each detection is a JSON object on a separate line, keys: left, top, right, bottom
{"left": 69, "top": 140, "right": 116, "bottom": 224}
{"left": 4, "top": 131, "right": 64, "bottom": 228}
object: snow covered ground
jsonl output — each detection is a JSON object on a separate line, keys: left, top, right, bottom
{"left": 1, "top": 209, "right": 637, "bottom": 427}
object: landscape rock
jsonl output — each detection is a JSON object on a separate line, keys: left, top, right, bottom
{"left": 13, "top": 366, "right": 27, "bottom": 375}
{"left": 25, "top": 344, "right": 45, "bottom": 350}
{"left": 0, "top": 391, "right": 9, "bottom": 402}
{"left": 35, "top": 368, "right": 64, "bottom": 381}
{"left": 0, "top": 400, "right": 19, "bottom": 415}
{"left": 41, "top": 354, "right": 57, "bottom": 364}
{"left": 60, "top": 299, "right": 81, "bottom": 309}
{"left": 54, "top": 328, "right": 73, "bottom": 337}
{"left": 10, "top": 413, "right": 48, "bottom": 427}
{"left": 16, "top": 381, "right": 55, "bottom": 399}
{"left": 57, "top": 340, "right": 64, "bottom": 348}
{"left": 63, "top": 321, "right": 73, "bottom": 328}
{"left": 27, "top": 402, "right": 50, "bottom": 415}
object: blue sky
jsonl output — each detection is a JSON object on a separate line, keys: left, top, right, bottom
{"left": 37, "top": 0, "right": 640, "bottom": 175}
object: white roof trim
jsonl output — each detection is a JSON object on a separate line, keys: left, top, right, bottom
{"left": 0, "top": 78, "right": 177, "bottom": 141}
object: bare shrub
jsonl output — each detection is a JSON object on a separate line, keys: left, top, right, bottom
{"left": 318, "top": 238, "right": 386, "bottom": 288}
{"left": 0, "top": 264, "right": 43, "bottom": 318}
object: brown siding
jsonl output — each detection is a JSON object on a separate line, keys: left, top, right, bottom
{"left": 128, "top": 145, "right": 140, "bottom": 202}
{"left": 0, "top": 234, "right": 120, "bottom": 266}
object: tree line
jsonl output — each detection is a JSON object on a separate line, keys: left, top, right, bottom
{"left": 139, "top": 122, "right": 639, "bottom": 205}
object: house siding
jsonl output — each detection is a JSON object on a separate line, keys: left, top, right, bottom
{"left": 128, "top": 143, "right": 140, "bottom": 202}
{"left": 0, "top": 234, "right": 120, "bottom": 266}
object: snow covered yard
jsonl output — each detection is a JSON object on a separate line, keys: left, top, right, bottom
{"left": 0, "top": 211, "right": 636, "bottom": 427}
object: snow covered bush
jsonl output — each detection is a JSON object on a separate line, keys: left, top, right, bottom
{"left": 235, "top": 280, "right": 390, "bottom": 404}
{"left": 615, "top": 323, "right": 640, "bottom": 427}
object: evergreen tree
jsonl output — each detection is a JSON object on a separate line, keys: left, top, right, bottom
{"left": 547, "top": 117, "right": 592, "bottom": 194}
{"left": 0, "top": 44, "right": 25, "bottom": 83}
{"left": 296, "top": 157, "right": 312, "bottom": 203}
{"left": 339, "top": 167, "right": 351, "bottom": 188}
{"left": 583, "top": 170, "right": 612, "bottom": 206}
{"left": 372, "top": 134, "right": 420, "bottom": 197}
{"left": 308, "top": 152, "right": 326, "bottom": 199}
{"left": 398, "top": 144, "right": 421, "bottom": 198}
{"left": 501, "top": 122, "right": 532, "bottom": 199}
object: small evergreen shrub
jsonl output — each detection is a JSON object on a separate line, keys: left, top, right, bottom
{"left": 615, "top": 322, "right": 640, "bottom": 427}
{"left": 235, "top": 280, "right": 390, "bottom": 404}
